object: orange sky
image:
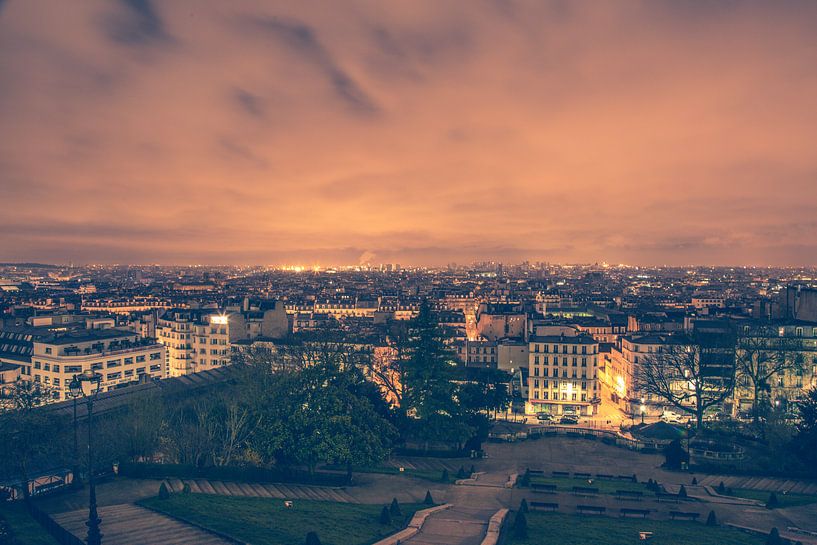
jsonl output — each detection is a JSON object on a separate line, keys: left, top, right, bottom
{"left": 1, "top": 1, "right": 816, "bottom": 266}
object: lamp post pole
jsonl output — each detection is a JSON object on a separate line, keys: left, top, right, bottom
{"left": 86, "top": 394, "right": 101, "bottom": 545}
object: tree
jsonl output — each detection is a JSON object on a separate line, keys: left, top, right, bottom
{"left": 519, "top": 469, "right": 531, "bottom": 487}
{"left": 424, "top": 490, "right": 434, "bottom": 505}
{"left": 519, "top": 498, "right": 529, "bottom": 513}
{"left": 736, "top": 326, "right": 804, "bottom": 425}
{"left": 513, "top": 511, "right": 528, "bottom": 539}
{"left": 767, "top": 492, "right": 779, "bottom": 509}
{"left": 390, "top": 498, "right": 401, "bottom": 517}
{"left": 678, "top": 485, "right": 687, "bottom": 498}
{"left": 706, "top": 510, "right": 718, "bottom": 526}
{"left": 379, "top": 505, "right": 391, "bottom": 525}
{"left": 766, "top": 527, "right": 781, "bottom": 545}
{"left": 123, "top": 391, "right": 165, "bottom": 462}
{"left": 305, "top": 531, "right": 321, "bottom": 545}
{"left": 663, "top": 439, "right": 689, "bottom": 470}
{"left": 636, "top": 331, "right": 736, "bottom": 428}
{"left": 792, "top": 388, "right": 817, "bottom": 474}
{"left": 158, "top": 482, "right": 170, "bottom": 499}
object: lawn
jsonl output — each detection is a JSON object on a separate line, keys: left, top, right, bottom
{"left": 139, "top": 494, "right": 425, "bottom": 545}
{"left": 723, "top": 488, "right": 817, "bottom": 508}
{"left": 0, "top": 503, "right": 60, "bottom": 545}
{"left": 528, "top": 475, "right": 649, "bottom": 495}
{"left": 508, "top": 512, "right": 764, "bottom": 545}
{"left": 350, "top": 465, "right": 459, "bottom": 484}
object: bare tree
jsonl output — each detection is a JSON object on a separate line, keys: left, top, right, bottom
{"left": 636, "top": 331, "right": 736, "bottom": 428}
{"left": 736, "top": 325, "right": 805, "bottom": 424}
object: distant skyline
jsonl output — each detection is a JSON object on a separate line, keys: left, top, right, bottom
{"left": 2, "top": 1, "right": 817, "bottom": 266}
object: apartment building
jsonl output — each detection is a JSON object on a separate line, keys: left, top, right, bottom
{"left": 527, "top": 325, "right": 600, "bottom": 416}
{"left": 22, "top": 329, "right": 165, "bottom": 401}
{"left": 156, "top": 310, "right": 234, "bottom": 377}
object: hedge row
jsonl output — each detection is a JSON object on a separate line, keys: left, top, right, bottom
{"left": 118, "top": 462, "right": 349, "bottom": 487}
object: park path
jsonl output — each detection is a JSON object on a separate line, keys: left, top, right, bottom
{"left": 402, "top": 505, "right": 493, "bottom": 545}
{"left": 696, "top": 474, "right": 817, "bottom": 495}
{"left": 51, "top": 503, "right": 232, "bottom": 545}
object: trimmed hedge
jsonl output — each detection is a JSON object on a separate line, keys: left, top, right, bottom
{"left": 118, "top": 462, "right": 349, "bottom": 487}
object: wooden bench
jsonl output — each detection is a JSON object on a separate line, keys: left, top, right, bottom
{"left": 669, "top": 511, "right": 700, "bottom": 521}
{"left": 618, "top": 475, "right": 636, "bottom": 480}
{"left": 656, "top": 493, "right": 680, "bottom": 503}
{"left": 574, "top": 472, "right": 592, "bottom": 479}
{"left": 530, "top": 501, "right": 559, "bottom": 512}
{"left": 620, "top": 508, "right": 650, "bottom": 518}
{"left": 552, "top": 471, "right": 570, "bottom": 477}
{"left": 596, "top": 474, "right": 615, "bottom": 480}
{"left": 573, "top": 486, "right": 599, "bottom": 496}
{"left": 576, "top": 505, "right": 606, "bottom": 515}
{"left": 616, "top": 490, "right": 644, "bottom": 500}
{"left": 531, "top": 484, "right": 558, "bottom": 493}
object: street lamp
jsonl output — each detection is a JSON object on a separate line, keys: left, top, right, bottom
{"left": 66, "top": 377, "right": 82, "bottom": 489}
{"left": 71, "top": 370, "right": 103, "bottom": 545}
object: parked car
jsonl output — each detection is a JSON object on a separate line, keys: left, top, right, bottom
{"left": 559, "top": 414, "right": 580, "bottom": 425}
{"left": 536, "top": 413, "right": 554, "bottom": 422}
{"left": 660, "top": 410, "right": 688, "bottom": 424}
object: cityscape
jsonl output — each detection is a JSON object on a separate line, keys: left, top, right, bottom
{"left": 2, "top": 2, "right": 817, "bottom": 545}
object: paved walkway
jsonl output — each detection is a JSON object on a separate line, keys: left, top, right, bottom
{"left": 697, "top": 474, "right": 817, "bottom": 495}
{"left": 51, "top": 503, "right": 231, "bottom": 545}
{"left": 402, "top": 506, "right": 493, "bottom": 545}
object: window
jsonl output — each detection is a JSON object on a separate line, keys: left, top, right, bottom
{"left": 44, "top": 363, "right": 50, "bottom": 371}
{"left": 45, "top": 347, "right": 52, "bottom": 354}
{"left": 53, "top": 364, "right": 60, "bottom": 372}
{"left": 107, "top": 360, "right": 121, "bottom": 368}
{"left": 136, "top": 355, "right": 146, "bottom": 362}
{"left": 124, "top": 369, "right": 134, "bottom": 376}
{"left": 34, "top": 361, "right": 41, "bottom": 370}
{"left": 54, "top": 378, "right": 60, "bottom": 386}
{"left": 107, "top": 372, "right": 121, "bottom": 380}
{"left": 150, "top": 364, "right": 161, "bottom": 372}
{"left": 65, "top": 365, "right": 82, "bottom": 373}
{"left": 124, "top": 357, "right": 133, "bottom": 364}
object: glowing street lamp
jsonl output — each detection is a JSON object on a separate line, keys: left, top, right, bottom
{"left": 72, "top": 370, "right": 103, "bottom": 545}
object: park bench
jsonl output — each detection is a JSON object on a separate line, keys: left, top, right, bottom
{"left": 616, "top": 490, "right": 644, "bottom": 500}
{"left": 596, "top": 474, "right": 615, "bottom": 480}
{"left": 617, "top": 475, "right": 635, "bottom": 480}
{"left": 552, "top": 471, "right": 570, "bottom": 477}
{"left": 574, "top": 472, "right": 592, "bottom": 479}
{"left": 655, "top": 492, "right": 680, "bottom": 503}
{"left": 669, "top": 511, "right": 700, "bottom": 521}
{"left": 528, "top": 469, "right": 545, "bottom": 475}
{"left": 620, "top": 508, "right": 650, "bottom": 518}
{"left": 530, "top": 501, "right": 559, "bottom": 512}
{"left": 576, "top": 505, "right": 606, "bottom": 515}
{"left": 573, "top": 486, "right": 599, "bottom": 496}
{"left": 531, "top": 483, "right": 558, "bottom": 493}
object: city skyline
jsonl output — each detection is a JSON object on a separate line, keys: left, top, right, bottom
{"left": 2, "top": 1, "right": 817, "bottom": 266}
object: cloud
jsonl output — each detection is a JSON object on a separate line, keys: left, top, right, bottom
{"left": 0, "top": 1, "right": 816, "bottom": 265}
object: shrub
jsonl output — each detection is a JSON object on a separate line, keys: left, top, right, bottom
{"left": 379, "top": 505, "right": 391, "bottom": 525}
{"left": 456, "top": 466, "right": 466, "bottom": 479}
{"left": 390, "top": 498, "right": 401, "bottom": 517}
{"left": 441, "top": 469, "right": 449, "bottom": 482}
{"left": 692, "top": 477, "right": 698, "bottom": 485}
{"left": 679, "top": 485, "right": 687, "bottom": 498}
{"left": 305, "top": 531, "right": 321, "bottom": 545}
{"left": 717, "top": 481, "right": 727, "bottom": 494}
{"left": 513, "top": 511, "right": 528, "bottom": 539}
{"left": 424, "top": 490, "right": 434, "bottom": 505}
{"left": 519, "top": 469, "right": 531, "bottom": 487}
{"left": 519, "top": 498, "right": 529, "bottom": 513}
{"left": 158, "top": 482, "right": 170, "bottom": 500}
{"left": 766, "top": 527, "right": 781, "bottom": 545}
{"left": 182, "top": 483, "right": 191, "bottom": 494}
{"left": 469, "top": 464, "right": 475, "bottom": 476}
{"left": 767, "top": 492, "right": 779, "bottom": 509}
{"left": 706, "top": 510, "right": 718, "bottom": 527}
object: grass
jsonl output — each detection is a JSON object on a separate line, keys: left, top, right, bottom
{"left": 139, "top": 494, "right": 425, "bottom": 545}
{"left": 721, "top": 488, "right": 817, "bottom": 508}
{"left": 349, "top": 465, "right": 459, "bottom": 484}
{"left": 528, "top": 475, "right": 649, "bottom": 495}
{"left": 508, "top": 512, "right": 764, "bottom": 545}
{"left": 0, "top": 503, "right": 60, "bottom": 545}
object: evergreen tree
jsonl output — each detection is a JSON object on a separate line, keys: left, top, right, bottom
{"left": 305, "top": 531, "right": 321, "bottom": 545}
{"left": 158, "top": 482, "right": 170, "bottom": 500}
{"left": 793, "top": 388, "right": 817, "bottom": 473}
{"left": 520, "top": 468, "right": 531, "bottom": 487}
{"left": 767, "top": 492, "right": 779, "bottom": 509}
{"left": 513, "top": 511, "right": 528, "bottom": 539}
{"left": 519, "top": 498, "right": 529, "bottom": 513}
{"left": 424, "top": 490, "right": 434, "bottom": 505}
{"left": 679, "top": 485, "right": 688, "bottom": 498}
{"left": 390, "top": 498, "right": 401, "bottom": 517}
{"left": 182, "top": 483, "right": 191, "bottom": 494}
{"left": 706, "top": 510, "right": 718, "bottom": 526}
{"left": 457, "top": 466, "right": 466, "bottom": 479}
{"left": 766, "top": 527, "right": 781, "bottom": 545}
{"left": 379, "top": 505, "right": 392, "bottom": 525}
{"left": 692, "top": 477, "right": 698, "bottom": 485}
{"left": 717, "top": 481, "right": 727, "bottom": 494}
{"left": 441, "top": 469, "right": 449, "bottom": 482}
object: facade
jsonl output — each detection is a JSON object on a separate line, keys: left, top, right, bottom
{"left": 24, "top": 329, "right": 165, "bottom": 401}
{"left": 156, "top": 310, "right": 234, "bottom": 377}
{"left": 526, "top": 326, "right": 600, "bottom": 416}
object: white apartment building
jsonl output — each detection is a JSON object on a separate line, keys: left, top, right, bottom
{"left": 527, "top": 325, "right": 600, "bottom": 416}
{"left": 22, "top": 329, "right": 165, "bottom": 401}
{"left": 156, "top": 310, "right": 233, "bottom": 377}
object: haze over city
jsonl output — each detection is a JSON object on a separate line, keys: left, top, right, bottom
{"left": 2, "top": 1, "right": 817, "bottom": 266}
